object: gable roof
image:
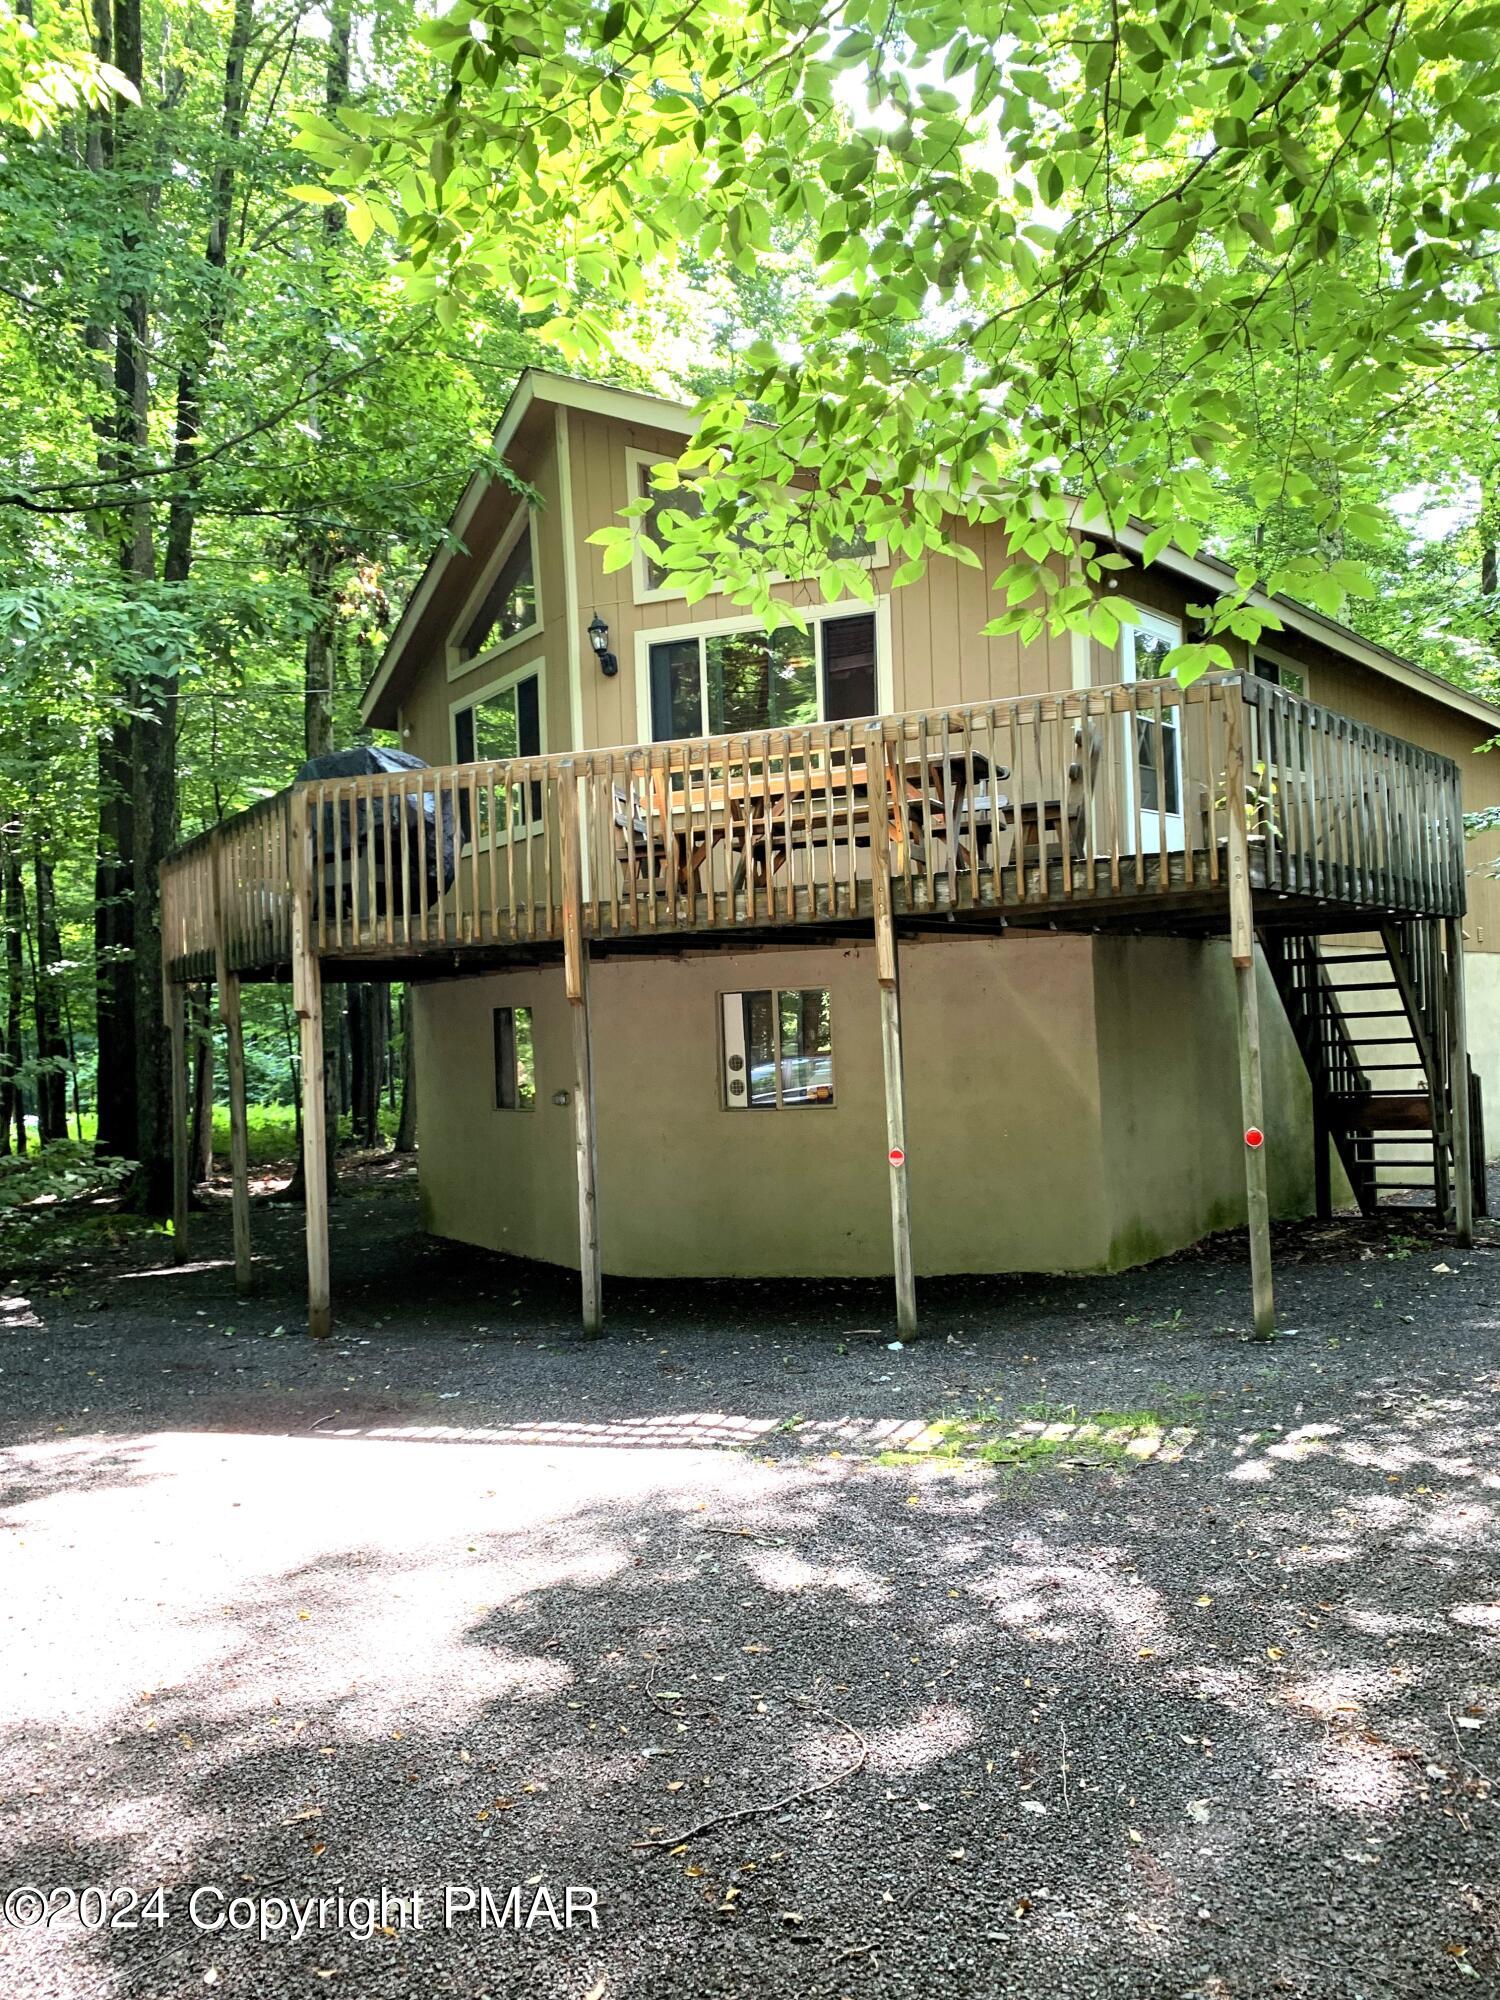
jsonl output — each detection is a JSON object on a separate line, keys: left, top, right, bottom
{"left": 360, "top": 370, "right": 702, "bottom": 729}
{"left": 361, "top": 367, "right": 1500, "bottom": 737}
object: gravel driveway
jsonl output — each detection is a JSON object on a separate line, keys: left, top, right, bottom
{"left": 1, "top": 1164, "right": 1496, "bottom": 1999}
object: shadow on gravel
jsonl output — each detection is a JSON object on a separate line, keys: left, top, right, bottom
{"left": 2, "top": 1368, "right": 1496, "bottom": 2000}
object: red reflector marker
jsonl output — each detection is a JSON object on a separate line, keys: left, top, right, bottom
{"left": 889, "top": 1146, "right": 906, "bottom": 1167}
{"left": 1244, "top": 1126, "right": 1264, "bottom": 1149}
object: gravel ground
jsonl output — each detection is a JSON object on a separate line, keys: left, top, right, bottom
{"left": 0, "top": 1162, "right": 1496, "bottom": 2000}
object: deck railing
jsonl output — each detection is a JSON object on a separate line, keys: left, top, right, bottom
{"left": 158, "top": 674, "right": 1465, "bottom": 981}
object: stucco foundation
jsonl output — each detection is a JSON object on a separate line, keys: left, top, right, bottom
{"left": 413, "top": 931, "right": 1333, "bottom": 1280}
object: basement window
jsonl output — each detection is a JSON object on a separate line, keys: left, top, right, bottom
{"left": 494, "top": 1006, "right": 536, "bottom": 1111}
{"left": 721, "top": 989, "right": 833, "bottom": 1110}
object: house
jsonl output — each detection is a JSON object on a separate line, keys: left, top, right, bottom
{"left": 159, "top": 368, "right": 1500, "bottom": 1338}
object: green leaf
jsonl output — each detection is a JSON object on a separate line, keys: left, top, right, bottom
{"left": 1140, "top": 525, "right": 1175, "bottom": 566}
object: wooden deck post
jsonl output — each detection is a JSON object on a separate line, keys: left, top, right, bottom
{"left": 167, "top": 978, "right": 190, "bottom": 1262}
{"left": 867, "top": 729, "right": 917, "bottom": 1337}
{"left": 212, "top": 860, "right": 253, "bottom": 1295}
{"left": 291, "top": 789, "right": 332, "bottom": 1338}
{"left": 1446, "top": 915, "right": 1474, "bottom": 1248}
{"left": 561, "top": 765, "right": 602, "bottom": 1336}
{"left": 1226, "top": 690, "right": 1275, "bottom": 1339}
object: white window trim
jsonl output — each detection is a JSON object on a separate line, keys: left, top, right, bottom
{"left": 1119, "top": 605, "right": 1187, "bottom": 851}
{"left": 633, "top": 597, "right": 894, "bottom": 744}
{"left": 719, "top": 988, "right": 836, "bottom": 1112}
{"left": 624, "top": 445, "right": 889, "bottom": 607}
{"left": 449, "top": 653, "right": 547, "bottom": 851}
{"left": 446, "top": 502, "right": 544, "bottom": 681}
{"left": 1119, "top": 603, "right": 1183, "bottom": 674}
{"left": 1249, "top": 644, "right": 1310, "bottom": 699}
{"left": 627, "top": 446, "right": 694, "bottom": 607}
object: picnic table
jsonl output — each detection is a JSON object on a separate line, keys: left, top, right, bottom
{"left": 624, "top": 744, "right": 1008, "bottom": 897}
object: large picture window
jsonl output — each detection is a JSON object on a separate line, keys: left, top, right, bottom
{"left": 452, "top": 664, "right": 543, "bottom": 837}
{"left": 721, "top": 989, "right": 834, "bottom": 1110}
{"left": 648, "top": 612, "right": 878, "bottom": 742}
{"left": 457, "top": 512, "right": 539, "bottom": 664}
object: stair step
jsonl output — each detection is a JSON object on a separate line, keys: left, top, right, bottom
{"left": 1328, "top": 1092, "right": 1432, "bottom": 1131}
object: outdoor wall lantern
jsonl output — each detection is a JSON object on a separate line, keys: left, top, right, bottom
{"left": 588, "top": 612, "right": 619, "bottom": 677}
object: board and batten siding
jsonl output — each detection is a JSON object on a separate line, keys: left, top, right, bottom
{"left": 564, "top": 409, "right": 1079, "bottom": 751}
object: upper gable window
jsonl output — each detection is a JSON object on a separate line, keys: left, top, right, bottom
{"left": 636, "top": 455, "right": 704, "bottom": 597}
{"left": 456, "top": 509, "right": 539, "bottom": 666}
{"left": 627, "top": 446, "right": 886, "bottom": 605}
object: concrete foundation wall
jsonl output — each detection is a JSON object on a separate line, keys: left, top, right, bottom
{"left": 415, "top": 935, "right": 1118, "bottom": 1279}
{"left": 413, "top": 931, "right": 1357, "bottom": 1281}
{"left": 1092, "top": 939, "right": 1324, "bottom": 1269}
{"left": 1463, "top": 951, "right": 1500, "bottom": 1160}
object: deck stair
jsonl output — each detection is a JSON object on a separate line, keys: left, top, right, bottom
{"left": 1262, "top": 923, "right": 1463, "bottom": 1219}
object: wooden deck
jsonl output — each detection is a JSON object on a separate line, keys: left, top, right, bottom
{"left": 156, "top": 672, "right": 1472, "bottom": 1345}
{"left": 162, "top": 675, "right": 1465, "bottom": 985}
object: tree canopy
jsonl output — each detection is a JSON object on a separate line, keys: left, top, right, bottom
{"left": 292, "top": 0, "right": 1500, "bottom": 680}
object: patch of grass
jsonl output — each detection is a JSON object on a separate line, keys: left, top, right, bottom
{"left": 971, "top": 1430, "right": 1133, "bottom": 1469}
{"left": 1013, "top": 1388, "right": 1204, "bottom": 1431}
{"left": 876, "top": 1388, "right": 1203, "bottom": 1475}
{"left": 208, "top": 1102, "right": 398, "bottom": 1167}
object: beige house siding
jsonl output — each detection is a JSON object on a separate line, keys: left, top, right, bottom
{"left": 413, "top": 933, "right": 1315, "bottom": 1280}
{"left": 397, "top": 403, "right": 1500, "bottom": 967}
{"left": 564, "top": 410, "right": 1080, "bottom": 748}
{"left": 382, "top": 382, "right": 1497, "bottom": 1272}
{"left": 398, "top": 416, "right": 574, "bottom": 772}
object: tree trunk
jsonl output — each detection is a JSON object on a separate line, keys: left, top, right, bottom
{"left": 130, "top": 655, "right": 176, "bottom": 1213}
{"left": 394, "top": 984, "right": 417, "bottom": 1152}
{"left": 0, "top": 839, "right": 24, "bottom": 1157}
{"left": 85, "top": 0, "right": 137, "bottom": 1164}
{"left": 149, "top": 0, "right": 255, "bottom": 1206}
{"left": 94, "top": 732, "right": 137, "bottom": 1159}
{"left": 106, "top": 0, "right": 177, "bottom": 1214}
{"left": 348, "top": 982, "right": 388, "bottom": 1148}
{"left": 30, "top": 837, "right": 68, "bottom": 1144}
